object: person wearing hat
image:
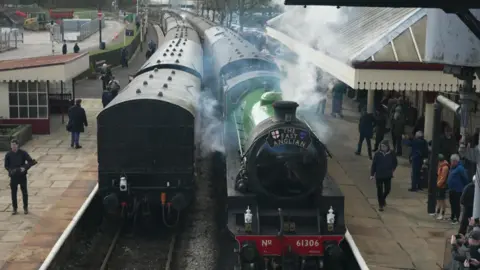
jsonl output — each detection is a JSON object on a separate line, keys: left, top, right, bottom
{"left": 435, "top": 154, "right": 449, "bottom": 220}
{"left": 370, "top": 140, "right": 398, "bottom": 212}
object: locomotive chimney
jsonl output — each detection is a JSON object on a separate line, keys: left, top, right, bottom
{"left": 272, "top": 101, "right": 298, "bottom": 123}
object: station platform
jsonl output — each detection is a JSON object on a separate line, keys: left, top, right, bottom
{"left": 0, "top": 99, "right": 101, "bottom": 270}
{"left": 324, "top": 96, "right": 455, "bottom": 269}
{"left": 0, "top": 23, "right": 160, "bottom": 269}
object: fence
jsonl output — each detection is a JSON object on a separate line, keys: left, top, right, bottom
{"left": 0, "top": 28, "right": 23, "bottom": 52}
{"left": 51, "top": 19, "right": 105, "bottom": 42}
{"left": 89, "top": 29, "right": 140, "bottom": 68}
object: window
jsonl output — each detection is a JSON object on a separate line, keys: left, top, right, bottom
{"left": 8, "top": 80, "right": 49, "bottom": 119}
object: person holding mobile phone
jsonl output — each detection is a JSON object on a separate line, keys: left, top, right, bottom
{"left": 470, "top": 232, "right": 480, "bottom": 268}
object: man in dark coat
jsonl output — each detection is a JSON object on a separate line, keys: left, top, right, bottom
{"left": 4, "top": 139, "right": 36, "bottom": 215}
{"left": 404, "top": 131, "right": 429, "bottom": 192}
{"left": 148, "top": 40, "right": 156, "bottom": 52}
{"left": 373, "top": 109, "right": 387, "bottom": 152}
{"left": 355, "top": 109, "right": 375, "bottom": 159}
{"left": 102, "top": 89, "right": 112, "bottom": 108}
{"left": 331, "top": 81, "right": 347, "bottom": 118}
{"left": 439, "top": 125, "right": 457, "bottom": 160}
{"left": 62, "top": 41, "right": 67, "bottom": 55}
{"left": 460, "top": 176, "right": 475, "bottom": 234}
{"left": 100, "top": 63, "right": 112, "bottom": 91}
{"left": 67, "top": 99, "right": 88, "bottom": 149}
{"left": 120, "top": 47, "right": 128, "bottom": 68}
{"left": 73, "top": 43, "right": 80, "bottom": 53}
{"left": 370, "top": 140, "right": 397, "bottom": 211}
{"left": 146, "top": 49, "right": 153, "bottom": 59}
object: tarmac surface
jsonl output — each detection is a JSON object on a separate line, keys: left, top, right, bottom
{"left": 323, "top": 95, "right": 455, "bottom": 269}
{"left": 0, "top": 24, "right": 158, "bottom": 270}
{"left": 0, "top": 20, "right": 125, "bottom": 61}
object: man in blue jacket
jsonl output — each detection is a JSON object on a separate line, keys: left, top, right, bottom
{"left": 404, "top": 131, "right": 429, "bottom": 192}
{"left": 448, "top": 154, "right": 470, "bottom": 225}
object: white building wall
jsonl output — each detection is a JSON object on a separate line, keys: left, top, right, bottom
{"left": 0, "top": 82, "right": 9, "bottom": 119}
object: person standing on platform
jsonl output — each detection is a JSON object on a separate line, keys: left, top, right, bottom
{"left": 73, "top": 43, "right": 80, "bottom": 53}
{"left": 67, "top": 99, "right": 88, "bottom": 149}
{"left": 447, "top": 154, "right": 470, "bottom": 225}
{"left": 100, "top": 63, "right": 112, "bottom": 91}
{"left": 4, "top": 139, "right": 36, "bottom": 215}
{"left": 102, "top": 89, "right": 112, "bottom": 108}
{"left": 403, "top": 131, "right": 429, "bottom": 192}
{"left": 391, "top": 106, "right": 405, "bottom": 156}
{"left": 331, "top": 81, "right": 346, "bottom": 118}
{"left": 373, "top": 109, "right": 387, "bottom": 152}
{"left": 355, "top": 108, "right": 375, "bottom": 159}
{"left": 62, "top": 41, "right": 67, "bottom": 55}
{"left": 439, "top": 125, "right": 458, "bottom": 161}
{"left": 121, "top": 47, "right": 129, "bottom": 68}
{"left": 435, "top": 154, "right": 449, "bottom": 220}
{"left": 370, "top": 140, "right": 397, "bottom": 212}
{"left": 459, "top": 134, "right": 480, "bottom": 205}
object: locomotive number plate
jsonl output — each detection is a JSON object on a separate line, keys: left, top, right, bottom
{"left": 235, "top": 235, "right": 343, "bottom": 256}
{"left": 266, "top": 128, "right": 311, "bottom": 148}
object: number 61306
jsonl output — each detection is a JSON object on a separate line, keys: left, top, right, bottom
{"left": 296, "top": 239, "right": 320, "bottom": 247}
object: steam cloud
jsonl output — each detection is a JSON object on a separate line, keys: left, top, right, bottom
{"left": 194, "top": 90, "right": 225, "bottom": 157}
{"left": 266, "top": 5, "right": 350, "bottom": 141}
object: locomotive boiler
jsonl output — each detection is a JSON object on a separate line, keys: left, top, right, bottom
{"left": 172, "top": 10, "right": 346, "bottom": 269}
{"left": 97, "top": 12, "right": 203, "bottom": 226}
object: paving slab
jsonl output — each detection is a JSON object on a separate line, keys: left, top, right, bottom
{"left": 323, "top": 96, "right": 455, "bottom": 269}
{"left": 0, "top": 99, "right": 102, "bottom": 270}
{"left": 0, "top": 25, "right": 159, "bottom": 268}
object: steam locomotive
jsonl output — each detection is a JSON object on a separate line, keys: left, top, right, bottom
{"left": 175, "top": 10, "right": 347, "bottom": 269}
{"left": 96, "top": 13, "right": 202, "bottom": 225}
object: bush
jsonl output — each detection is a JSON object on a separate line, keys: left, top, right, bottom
{"left": 0, "top": 124, "right": 32, "bottom": 151}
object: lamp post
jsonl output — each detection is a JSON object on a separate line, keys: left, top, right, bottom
{"left": 50, "top": 20, "right": 55, "bottom": 55}
{"left": 98, "top": 9, "right": 103, "bottom": 49}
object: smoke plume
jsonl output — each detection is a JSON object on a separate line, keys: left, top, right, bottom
{"left": 194, "top": 90, "right": 225, "bottom": 157}
{"left": 266, "top": 5, "right": 350, "bottom": 141}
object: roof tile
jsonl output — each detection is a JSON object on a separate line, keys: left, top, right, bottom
{"left": 0, "top": 52, "right": 87, "bottom": 71}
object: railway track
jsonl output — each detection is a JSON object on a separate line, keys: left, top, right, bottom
{"left": 99, "top": 221, "right": 178, "bottom": 270}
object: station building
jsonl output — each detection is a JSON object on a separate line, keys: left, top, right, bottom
{"left": 0, "top": 52, "right": 89, "bottom": 134}
{"left": 266, "top": 7, "right": 480, "bottom": 141}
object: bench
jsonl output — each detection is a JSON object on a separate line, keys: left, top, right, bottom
{"left": 49, "top": 93, "right": 73, "bottom": 114}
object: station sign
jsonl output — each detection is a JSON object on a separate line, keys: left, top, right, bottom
{"left": 266, "top": 127, "right": 311, "bottom": 148}
{"left": 125, "top": 29, "right": 135, "bottom": 36}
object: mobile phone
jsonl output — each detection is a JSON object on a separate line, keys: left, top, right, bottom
{"left": 455, "top": 234, "right": 462, "bottom": 239}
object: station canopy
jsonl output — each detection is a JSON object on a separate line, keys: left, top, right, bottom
{"left": 266, "top": 7, "right": 480, "bottom": 92}
{"left": 0, "top": 53, "right": 90, "bottom": 83}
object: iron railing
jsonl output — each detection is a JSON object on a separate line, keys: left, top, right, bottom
{"left": 0, "top": 28, "right": 23, "bottom": 52}
{"left": 51, "top": 18, "right": 105, "bottom": 42}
